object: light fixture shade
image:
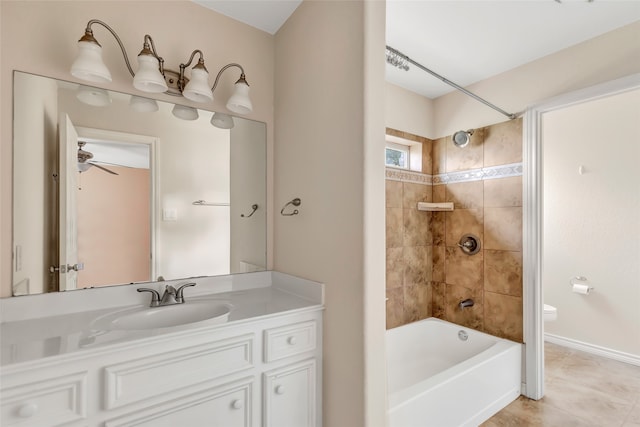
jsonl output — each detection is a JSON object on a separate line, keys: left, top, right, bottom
{"left": 172, "top": 104, "right": 199, "bottom": 120}
{"left": 76, "top": 85, "right": 112, "bottom": 107}
{"left": 183, "top": 67, "right": 213, "bottom": 103}
{"left": 226, "top": 80, "right": 253, "bottom": 114}
{"left": 71, "top": 41, "right": 112, "bottom": 83}
{"left": 210, "top": 113, "right": 234, "bottom": 129}
{"left": 133, "top": 54, "right": 168, "bottom": 93}
{"left": 129, "top": 95, "right": 159, "bottom": 112}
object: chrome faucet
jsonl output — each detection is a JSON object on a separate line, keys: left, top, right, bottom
{"left": 459, "top": 298, "right": 474, "bottom": 309}
{"left": 137, "top": 282, "right": 197, "bottom": 307}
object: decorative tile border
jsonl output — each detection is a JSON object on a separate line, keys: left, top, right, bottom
{"left": 385, "top": 168, "right": 432, "bottom": 185}
{"left": 385, "top": 162, "right": 522, "bottom": 186}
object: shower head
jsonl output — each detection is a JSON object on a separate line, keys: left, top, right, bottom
{"left": 452, "top": 130, "right": 474, "bottom": 148}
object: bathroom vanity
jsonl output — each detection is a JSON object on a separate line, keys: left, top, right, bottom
{"left": 0, "top": 271, "right": 323, "bottom": 427}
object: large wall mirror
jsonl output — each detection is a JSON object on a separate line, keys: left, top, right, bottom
{"left": 11, "top": 71, "right": 266, "bottom": 297}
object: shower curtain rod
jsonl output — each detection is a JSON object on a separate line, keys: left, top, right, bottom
{"left": 386, "top": 45, "right": 517, "bottom": 120}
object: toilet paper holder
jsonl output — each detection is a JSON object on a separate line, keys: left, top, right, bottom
{"left": 570, "top": 276, "right": 594, "bottom": 293}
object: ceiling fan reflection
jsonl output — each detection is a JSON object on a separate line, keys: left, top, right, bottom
{"left": 77, "top": 141, "right": 119, "bottom": 175}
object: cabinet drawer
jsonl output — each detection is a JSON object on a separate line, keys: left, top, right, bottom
{"left": 104, "top": 333, "right": 254, "bottom": 409}
{"left": 0, "top": 371, "right": 87, "bottom": 427}
{"left": 105, "top": 376, "right": 255, "bottom": 427}
{"left": 263, "top": 321, "right": 317, "bottom": 363}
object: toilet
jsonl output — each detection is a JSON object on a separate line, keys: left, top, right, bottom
{"left": 544, "top": 304, "right": 557, "bottom": 322}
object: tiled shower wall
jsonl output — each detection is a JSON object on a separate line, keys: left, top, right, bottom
{"left": 385, "top": 119, "right": 524, "bottom": 343}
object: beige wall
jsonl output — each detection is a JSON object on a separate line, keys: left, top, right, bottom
{"left": 543, "top": 88, "right": 640, "bottom": 357}
{"left": 384, "top": 21, "right": 640, "bottom": 141}
{"left": 12, "top": 73, "right": 58, "bottom": 295}
{"left": 274, "top": 1, "right": 386, "bottom": 426}
{"left": 433, "top": 21, "right": 640, "bottom": 139}
{"left": 385, "top": 83, "right": 436, "bottom": 139}
{"left": 0, "top": 0, "right": 275, "bottom": 297}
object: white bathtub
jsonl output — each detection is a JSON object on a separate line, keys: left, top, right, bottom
{"left": 387, "top": 318, "right": 522, "bottom": 427}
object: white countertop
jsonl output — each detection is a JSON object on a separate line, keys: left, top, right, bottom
{"left": 0, "top": 271, "right": 323, "bottom": 366}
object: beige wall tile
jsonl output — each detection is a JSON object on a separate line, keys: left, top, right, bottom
{"left": 404, "top": 209, "right": 432, "bottom": 247}
{"left": 422, "top": 141, "right": 433, "bottom": 175}
{"left": 386, "top": 179, "right": 403, "bottom": 208}
{"left": 432, "top": 184, "right": 446, "bottom": 203}
{"left": 445, "top": 208, "right": 484, "bottom": 247}
{"left": 431, "top": 212, "right": 446, "bottom": 246}
{"left": 431, "top": 281, "right": 446, "bottom": 319}
{"left": 483, "top": 291, "right": 523, "bottom": 342}
{"left": 483, "top": 118, "right": 523, "bottom": 167}
{"left": 432, "top": 246, "right": 445, "bottom": 282}
{"left": 446, "top": 128, "right": 484, "bottom": 172}
{"left": 402, "top": 182, "right": 431, "bottom": 209}
{"left": 386, "top": 207, "right": 403, "bottom": 248}
{"left": 386, "top": 288, "right": 404, "bottom": 329}
{"left": 484, "top": 176, "right": 522, "bottom": 208}
{"left": 404, "top": 245, "right": 432, "bottom": 286}
{"left": 446, "top": 181, "right": 484, "bottom": 209}
{"left": 404, "top": 283, "right": 432, "bottom": 323}
{"left": 445, "top": 246, "right": 484, "bottom": 289}
{"left": 433, "top": 137, "right": 447, "bottom": 175}
{"left": 444, "top": 283, "right": 484, "bottom": 331}
{"left": 484, "top": 207, "right": 522, "bottom": 251}
{"left": 484, "top": 250, "right": 522, "bottom": 297}
{"left": 386, "top": 247, "right": 404, "bottom": 289}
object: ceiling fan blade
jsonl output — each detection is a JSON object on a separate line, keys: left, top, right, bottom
{"left": 89, "top": 162, "right": 119, "bottom": 175}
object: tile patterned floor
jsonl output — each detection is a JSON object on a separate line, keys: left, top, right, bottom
{"left": 481, "top": 342, "right": 640, "bottom": 427}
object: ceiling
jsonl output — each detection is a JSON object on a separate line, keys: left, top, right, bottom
{"left": 192, "top": 0, "right": 303, "bottom": 35}
{"left": 195, "top": 1, "right": 640, "bottom": 99}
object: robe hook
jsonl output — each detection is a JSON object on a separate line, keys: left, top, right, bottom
{"left": 241, "top": 204, "right": 259, "bottom": 218}
{"left": 280, "top": 198, "right": 301, "bottom": 216}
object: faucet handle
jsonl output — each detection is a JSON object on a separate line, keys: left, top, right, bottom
{"left": 137, "top": 288, "right": 161, "bottom": 307}
{"left": 175, "top": 282, "right": 196, "bottom": 303}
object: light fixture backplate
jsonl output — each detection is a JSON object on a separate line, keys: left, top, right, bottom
{"left": 163, "top": 69, "right": 188, "bottom": 97}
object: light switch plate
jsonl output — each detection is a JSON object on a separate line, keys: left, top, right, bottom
{"left": 163, "top": 208, "right": 178, "bottom": 221}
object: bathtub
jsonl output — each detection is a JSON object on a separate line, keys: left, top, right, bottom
{"left": 387, "top": 318, "right": 522, "bottom": 427}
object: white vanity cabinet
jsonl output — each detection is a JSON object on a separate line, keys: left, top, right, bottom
{"left": 0, "top": 309, "right": 323, "bottom": 427}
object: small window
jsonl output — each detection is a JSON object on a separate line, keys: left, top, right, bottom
{"left": 385, "top": 142, "right": 409, "bottom": 169}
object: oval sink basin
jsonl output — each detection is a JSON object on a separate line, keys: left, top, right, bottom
{"left": 92, "top": 301, "right": 231, "bottom": 331}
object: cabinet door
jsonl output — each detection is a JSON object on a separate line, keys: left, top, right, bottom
{"left": 105, "top": 377, "right": 255, "bottom": 427}
{"left": 263, "top": 359, "right": 316, "bottom": 427}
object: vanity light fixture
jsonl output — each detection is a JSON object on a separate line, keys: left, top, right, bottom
{"left": 70, "top": 19, "right": 253, "bottom": 114}
{"left": 129, "top": 95, "right": 159, "bottom": 113}
{"left": 211, "top": 112, "right": 234, "bottom": 129}
{"left": 76, "top": 85, "right": 112, "bottom": 107}
{"left": 172, "top": 104, "right": 199, "bottom": 121}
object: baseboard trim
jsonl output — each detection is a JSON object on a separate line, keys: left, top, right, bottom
{"left": 544, "top": 333, "right": 640, "bottom": 366}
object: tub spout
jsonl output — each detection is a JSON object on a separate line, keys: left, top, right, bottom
{"left": 459, "top": 298, "right": 474, "bottom": 309}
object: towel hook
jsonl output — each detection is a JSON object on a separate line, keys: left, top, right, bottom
{"left": 241, "top": 204, "right": 259, "bottom": 218}
{"left": 280, "top": 198, "right": 301, "bottom": 216}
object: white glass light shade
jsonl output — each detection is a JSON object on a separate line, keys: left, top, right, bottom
{"left": 172, "top": 104, "right": 199, "bottom": 121}
{"left": 129, "top": 95, "right": 159, "bottom": 112}
{"left": 71, "top": 41, "right": 112, "bottom": 83}
{"left": 78, "top": 162, "right": 91, "bottom": 173}
{"left": 226, "top": 81, "right": 253, "bottom": 114}
{"left": 183, "top": 67, "right": 213, "bottom": 103}
{"left": 76, "top": 85, "right": 112, "bottom": 107}
{"left": 133, "top": 55, "right": 168, "bottom": 93}
{"left": 210, "top": 113, "right": 234, "bottom": 129}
